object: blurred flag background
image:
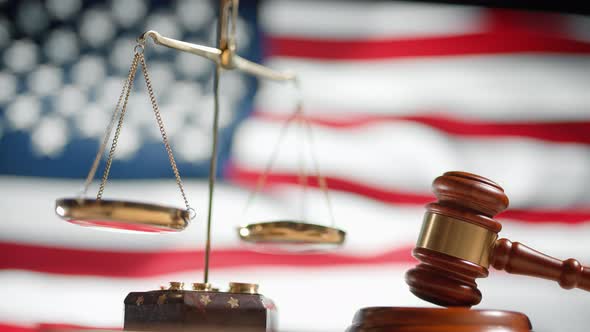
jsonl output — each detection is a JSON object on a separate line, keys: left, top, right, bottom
{"left": 1, "top": 0, "right": 590, "bottom": 331}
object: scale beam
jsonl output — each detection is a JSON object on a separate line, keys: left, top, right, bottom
{"left": 138, "top": 31, "right": 295, "bottom": 82}
{"left": 139, "top": 30, "right": 221, "bottom": 64}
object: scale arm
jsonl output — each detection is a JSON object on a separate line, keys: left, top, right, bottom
{"left": 231, "top": 54, "right": 296, "bottom": 82}
{"left": 138, "top": 30, "right": 296, "bottom": 83}
{"left": 139, "top": 30, "right": 222, "bottom": 64}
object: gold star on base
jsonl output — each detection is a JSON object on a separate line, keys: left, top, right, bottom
{"left": 157, "top": 294, "right": 167, "bottom": 305}
{"left": 200, "top": 294, "right": 211, "bottom": 306}
{"left": 135, "top": 296, "right": 144, "bottom": 306}
{"left": 227, "top": 297, "right": 239, "bottom": 308}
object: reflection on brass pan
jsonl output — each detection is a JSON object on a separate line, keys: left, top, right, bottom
{"left": 237, "top": 221, "right": 346, "bottom": 247}
{"left": 55, "top": 198, "right": 190, "bottom": 233}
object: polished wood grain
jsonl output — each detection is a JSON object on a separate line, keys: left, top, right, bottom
{"left": 406, "top": 171, "right": 508, "bottom": 307}
{"left": 406, "top": 171, "right": 590, "bottom": 307}
{"left": 426, "top": 171, "right": 507, "bottom": 233}
{"left": 346, "top": 307, "right": 532, "bottom": 332}
{"left": 406, "top": 247, "right": 487, "bottom": 307}
{"left": 492, "top": 238, "right": 590, "bottom": 291}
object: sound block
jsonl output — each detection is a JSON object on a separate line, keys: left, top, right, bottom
{"left": 347, "top": 307, "right": 532, "bottom": 332}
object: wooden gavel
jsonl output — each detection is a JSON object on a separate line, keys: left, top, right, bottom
{"left": 406, "top": 171, "right": 590, "bottom": 307}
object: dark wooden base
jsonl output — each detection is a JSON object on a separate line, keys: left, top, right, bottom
{"left": 347, "top": 307, "right": 532, "bottom": 332}
{"left": 124, "top": 290, "right": 277, "bottom": 331}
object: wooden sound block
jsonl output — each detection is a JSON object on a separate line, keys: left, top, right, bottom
{"left": 124, "top": 289, "right": 277, "bottom": 331}
{"left": 346, "top": 307, "right": 532, "bottom": 332}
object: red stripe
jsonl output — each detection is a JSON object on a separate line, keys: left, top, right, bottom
{"left": 265, "top": 8, "right": 590, "bottom": 60}
{"left": 0, "top": 242, "right": 414, "bottom": 277}
{"left": 0, "top": 323, "right": 31, "bottom": 332}
{"left": 226, "top": 164, "right": 590, "bottom": 225}
{"left": 254, "top": 111, "right": 590, "bottom": 145}
{"left": 229, "top": 164, "right": 432, "bottom": 205}
{"left": 0, "top": 323, "right": 119, "bottom": 332}
{"left": 265, "top": 33, "right": 590, "bottom": 60}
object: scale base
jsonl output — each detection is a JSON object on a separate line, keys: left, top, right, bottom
{"left": 346, "top": 307, "right": 532, "bottom": 332}
{"left": 124, "top": 287, "right": 276, "bottom": 332}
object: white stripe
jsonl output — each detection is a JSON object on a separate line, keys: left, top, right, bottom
{"left": 273, "top": 186, "right": 590, "bottom": 259}
{"left": 261, "top": 1, "right": 484, "bottom": 39}
{"left": 0, "top": 177, "right": 280, "bottom": 252}
{"left": 0, "top": 267, "right": 588, "bottom": 332}
{"left": 2, "top": 177, "right": 417, "bottom": 255}
{"left": 2, "top": 178, "right": 589, "bottom": 256}
{"left": 233, "top": 118, "right": 590, "bottom": 208}
{"left": 0, "top": 177, "right": 450, "bottom": 255}
{"left": 255, "top": 55, "right": 590, "bottom": 121}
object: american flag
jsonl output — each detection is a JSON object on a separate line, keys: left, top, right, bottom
{"left": 1, "top": 1, "right": 590, "bottom": 331}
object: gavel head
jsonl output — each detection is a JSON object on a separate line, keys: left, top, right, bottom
{"left": 405, "top": 171, "right": 509, "bottom": 307}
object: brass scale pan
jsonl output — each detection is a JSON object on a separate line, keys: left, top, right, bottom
{"left": 56, "top": 197, "right": 344, "bottom": 250}
{"left": 56, "top": 198, "right": 190, "bottom": 233}
{"left": 235, "top": 103, "right": 347, "bottom": 248}
{"left": 54, "top": 39, "right": 193, "bottom": 234}
{"left": 238, "top": 220, "right": 346, "bottom": 249}
{"left": 55, "top": 198, "right": 345, "bottom": 245}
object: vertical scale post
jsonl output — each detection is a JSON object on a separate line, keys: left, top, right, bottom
{"left": 203, "top": 0, "right": 233, "bottom": 284}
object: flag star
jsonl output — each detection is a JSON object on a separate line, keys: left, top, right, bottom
{"left": 227, "top": 297, "right": 239, "bottom": 308}
{"left": 31, "top": 115, "right": 69, "bottom": 157}
{"left": 200, "top": 294, "right": 211, "bottom": 306}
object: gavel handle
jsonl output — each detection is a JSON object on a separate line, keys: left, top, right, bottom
{"left": 490, "top": 238, "right": 590, "bottom": 291}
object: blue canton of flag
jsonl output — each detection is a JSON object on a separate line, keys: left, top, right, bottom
{"left": 0, "top": 0, "right": 260, "bottom": 179}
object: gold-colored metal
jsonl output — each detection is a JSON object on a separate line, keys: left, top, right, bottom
{"left": 218, "top": 0, "right": 233, "bottom": 52}
{"left": 55, "top": 198, "right": 189, "bottom": 232}
{"left": 416, "top": 212, "right": 498, "bottom": 268}
{"left": 96, "top": 51, "right": 191, "bottom": 212}
{"left": 227, "top": 297, "right": 240, "bottom": 308}
{"left": 168, "top": 282, "right": 184, "bottom": 290}
{"left": 138, "top": 54, "right": 191, "bottom": 210}
{"left": 228, "top": 282, "right": 259, "bottom": 294}
{"left": 239, "top": 104, "right": 344, "bottom": 250}
{"left": 203, "top": 53, "right": 221, "bottom": 285}
{"left": 238, "top": 221, "right": 346, "bottom": 246}
{"left": 96, "top": 52, "right": 141, "bottom": 201}
{"left": 65, "top": 47, "right": 195, "bottom": 234}
{"left": 192, "top": 282, "right": 214, "bottom": 291}
{"left": 80, "top": 56, "right": 138, "bottom": 198}
{"left": 157, "top": 294, "right": 167, "bottom": 305}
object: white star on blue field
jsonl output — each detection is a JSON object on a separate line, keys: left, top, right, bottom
{"left": 0, "top": 0, "right": 261, "bottom": 179}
